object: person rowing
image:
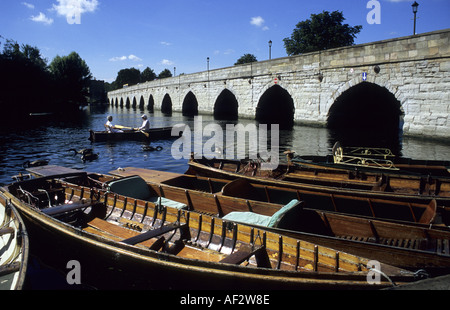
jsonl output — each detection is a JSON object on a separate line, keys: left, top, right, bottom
{"left": 105, "top": 116, "right": 123, "bottom": 133}
{"left": 134, "top": 114, "right": 150, "bottom": 132}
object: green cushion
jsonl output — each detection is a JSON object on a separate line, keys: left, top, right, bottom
{"left": 107, "top": 175, "right": 188, "bottom": 210}
{"left": 149, "top": 197, "right": 188, "bottom": 210}
{"left": 222, "top": 212, "right": 271, "bottom": 227}
{"left": 223, "top": 199, "right": 302, "bottom": 228}
{"left": 107, "top": 175, "right": 152, "bottom": 200}
{"left": 267, "top": 199, "right": 301, "bottom": 228}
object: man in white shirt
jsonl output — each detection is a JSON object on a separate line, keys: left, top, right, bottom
{"left": 105, "top": 116, "right": 123, "bottom": 133}
{"left": 137, "top": 114, "right": 150, "bottom": 132}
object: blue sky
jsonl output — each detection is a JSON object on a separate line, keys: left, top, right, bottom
{"left": 1, "top": 0, "right": 449, "bottom": 83}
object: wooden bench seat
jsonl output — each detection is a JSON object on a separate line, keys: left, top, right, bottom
{"left": 42, "top": 201, "right": 103, "bottom": 216}
{"left": 220, "top": 245, "right": 271, "bottom": 268}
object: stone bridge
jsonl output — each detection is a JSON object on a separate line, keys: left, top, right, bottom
{"left": 108, "top": 29, "right": 450, "bottom": 139}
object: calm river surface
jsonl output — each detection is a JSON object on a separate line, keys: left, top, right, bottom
{"left": 1, "top": 105, "right": 449, "bottom": 187}
{"left": 1, "top": 105, "right": 449, "bottom": 289}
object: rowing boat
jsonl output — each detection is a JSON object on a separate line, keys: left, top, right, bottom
{"left": 1, "top": 173, "right": 419, "bottom": 289}
{"left": 0, "top": 193, "right": 29, "bottom": 290}
{"left": 103, "top": 167, "right": 450, "bottom": 274}
{"left": 88, "top": 125, "right": 184, "bottom": 142}
{"left": 187, "top": 156, "right": 450, "bottom": 211}
{"left": 309, "top": 142, "right": 450, "bottom": 177}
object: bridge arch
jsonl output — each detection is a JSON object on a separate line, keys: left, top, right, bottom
{"left": 256, "top": 85, "right": 295, "bottom": 129}
{"left": 214, "top": 89, "right": 239, "bottom": 120}
{"left": 139, "top": 96, "right": 145, "bottom": 109}
{"left": 327, "top": 80, "right": 404, "bottom": 152}
{"left": 161, "top": 94, "right": 172, "bottom": 115}
{"left": 120, "top": 98, "right": 124, "bottom": 107}
{"left": 182, "top": 91, "right": 198, "bottom": 116}
{"left": 132, "top": 97, "right": 137, "bottom": 108}
{"left": 148, "top": 95, "right": 155, "bottom": 113}
{"left": 125, "top": 97, "right": 131, "bottom": 108}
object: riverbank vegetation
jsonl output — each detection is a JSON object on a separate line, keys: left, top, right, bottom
{"left": 0, "top": 37, "right": 96, "bottom": 118}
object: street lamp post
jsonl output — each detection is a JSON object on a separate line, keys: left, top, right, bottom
{"left": 412, "top": 1, "right": 419, "bottom": 35}
{"left": 268, "top": 40, "right": 272, "bottom": 60}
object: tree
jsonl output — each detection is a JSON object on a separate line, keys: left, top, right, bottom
{"left": 235, "top": 54, "right": 258, "bottom": 65}
{"left": 49, "top": 52, "right": 92, "bottom": 107}
{"left": 141, "top": 67, "right": 156, "bottom": 82}
{"left": 0, "top": 39, "right": 53, "bottom": 115}
{"left": 113, "top": 68, "right": 141, "bottom": 89}
{"left": 158, "top": 69, "right": 172, "bottom": 79}
{"left": 283, "top": 11, "right": 362, "bottom": 55}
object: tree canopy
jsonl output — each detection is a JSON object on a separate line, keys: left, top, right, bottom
{"left": 0, "top": 38, "right": 93, "bottom": 117}
{"left": 235, "top": 54, "right": 258, "bottom": 65}
{"left": 158, "top": 69, "right": 173, "bottom": 79}
{"left": 283, "top": 11, "right": 362, "bottom": 55}
{"left": 49, "top": 52, "right": 92, "bottom": 106}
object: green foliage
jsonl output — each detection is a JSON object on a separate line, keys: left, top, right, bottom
{"left": 158, "top": 69, "right": 172, "bottom": 79}
{"left": 141, "top": 67, "right": 156, "bottom": 82}
{"left": 49, "top": 52, "right": 92, "bottom": 107}
{"left": 283, "top": 11, "right": 362, "bottom": 55}
{"left": 0, "top": 38, "right": 54, "bottom": 115}
{"left": 235, "top": 54, "right": 258, "bottom": 65}
{"left": 0, "top": 37, "right": 93, "bottom": 116}
{"left": 113, "top": 68, "right": 141, "bottom": 89}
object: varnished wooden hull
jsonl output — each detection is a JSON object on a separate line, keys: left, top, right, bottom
{"left": 0, "top": 194, "right": 29, "bottom": 290}
{"left": 105, "top": 167, "right": 450, "bottom": 274}
{"left": 1, "top": 175, "right": 418, "bottom": 290}
{"left": 187, "top": 158, "right": 450, "bottom": 212}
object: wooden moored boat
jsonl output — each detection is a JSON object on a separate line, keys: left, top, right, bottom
{"left": 187, "top": 156, "right": 450, "bottom": 210}
{"left": 104, "top": 167, "right": 450, "bottom": 274}
{"left": 88, "top": 125, "right": 184, "bottom": 142}
{"left": 0, "top": 193, "right": 29, "bottom": 290}
{"left": 317, "top": 142, "right": 450, "bottom": 177}
{"left": 1, "top": 173, "right": 419, "bottom": 289}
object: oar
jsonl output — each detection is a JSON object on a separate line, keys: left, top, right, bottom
{"left": 115, "top": 125, "right": 134, "bottom": 130}
{"left": 140, "top": 130, "right": 150, "bottom": 138}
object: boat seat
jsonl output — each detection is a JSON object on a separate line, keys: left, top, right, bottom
{"left": 42, "top": 200, "right": 104, "bottom": 216}
{"left": 222, "top": 199, "right": 303, "bottom": 229}
{"left": 106, "top": 175, "right": 188, "bottom": 210}
{"left": 121, "top": 223, "right": 190, "bottom": 245}
{"left": 418, "top": 199, "right": 437, "bottom": 224}
{"left": 220, "top": 245, "right": 271, "bottom": 268}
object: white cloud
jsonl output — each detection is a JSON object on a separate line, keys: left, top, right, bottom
{"left": 251, "top": 16, "right": 264, "bottom": 27}
{"left": 109, "top": 55, "right": 142, "bottom": 62}
{"left": 160, "top": 41, "right": 172, "bottom": 46}
{"left": 52, "top": 0, "right": 99, "bottom": 21}
{"left": 30, "top": 12, "right": 54, "bottom": 25}
{"left": 161, "top": 59, "right": 174, "bottom": 66}
{"left": 22, "top": 2, "right": 35, "bottom": 9}
{"left": 128, "top": 54, "right": 142, "bottom": 61}
{"left": 223, "top": 49, "right": 235, "bottom": 55}
{"left": 250, "top": 16, "right": 269, "bottom": 31}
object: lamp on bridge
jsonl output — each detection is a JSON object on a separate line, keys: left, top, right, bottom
{"left": 268, "top": 40, "right": 272, "bottom": 60}
{"left": 412, "top": 1, "right": 419, "bottom": 35}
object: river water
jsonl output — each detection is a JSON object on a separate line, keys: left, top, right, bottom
{"left": 1, "top": 105, "right": 449, "bottom": 289}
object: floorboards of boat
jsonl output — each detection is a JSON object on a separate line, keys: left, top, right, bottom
{"left": 85, "top": 217, "right": 227, "bottom": 262}
{"left": 109, "top": 167, "right": 182, "bottom": 184}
